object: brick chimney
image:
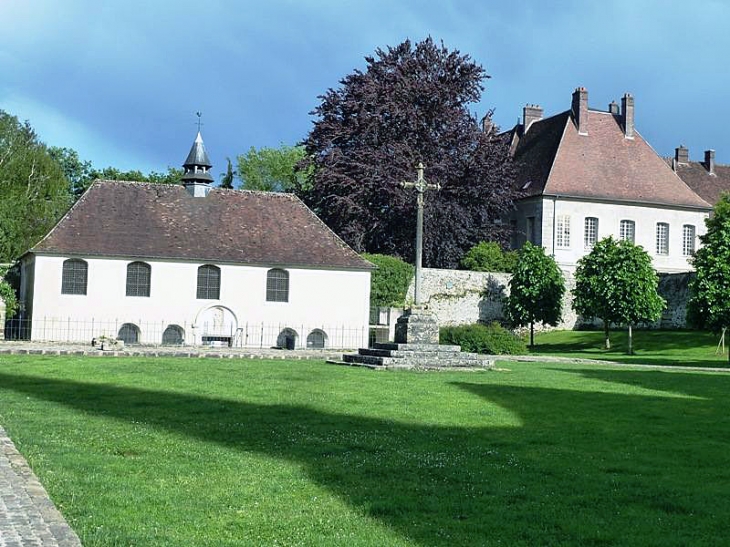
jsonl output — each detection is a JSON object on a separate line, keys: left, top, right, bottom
{"left": 522, "top": 104, "right": 543, "bottom": 134}
{"left": 571, "top": 87, "right": 588, "bottom": 135}
{"left": 675, "top": 145, "right": 689, "bottom": 164}
{"left": 621, "top": 93, "right": 635, "bottom": 139}
{"left": 608, "top": 101, "right": 620, "bottom": 115}
{"left": 704, "top": 149, "right": 716, "bottom": 175}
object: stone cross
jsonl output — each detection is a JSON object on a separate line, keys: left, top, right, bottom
{"left": 401, "top": 162, "right": 440, "bottom": 306}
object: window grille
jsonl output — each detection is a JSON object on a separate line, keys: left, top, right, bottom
{"left": 307, "top": 329, "right": 327, "bottom": 349}
{"left": 584, "top": 217, "right": 598, "bottom": 248}
{"left": 126, "top": 262, "right": 151, "bottom": 297}
{"left": 162, "top": 325, "right": 184, "bottom": 345}
{"left": 656, "top": 223, "right": 670, "bottom": 255}
{"left": 556, "top": 215, "right": 570, "bottom": 248}
{"left": 682, "top": 225, "right": 696, "bottom": 256}
{"left": 619, "top": 220, "right": 635, "bottom": 243}
{"left": 118, "top": 323, "right": 140, "bottom": 344}
{"left": 266, "top": 269, "right": 289, "bottom": 302}
{"left": 197, "top": 265, "right": 221, "bottom": 300}
{"left": 61, "top": 259, "right": 88, "bottom": 295}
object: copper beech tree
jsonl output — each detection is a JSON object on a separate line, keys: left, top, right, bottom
{"left": 300, "top": 37, "right": 517, "bottom": 268}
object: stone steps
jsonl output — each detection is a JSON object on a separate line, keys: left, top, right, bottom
{"left": 340, "top": 343, "right": 493, "bottom": 370}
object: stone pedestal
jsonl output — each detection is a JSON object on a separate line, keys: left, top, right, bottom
{"left": 394, "top": 308, "right": 439, "bottom": 344}
{"left": 336, "top": 307, "right": 493, "bottom": 371}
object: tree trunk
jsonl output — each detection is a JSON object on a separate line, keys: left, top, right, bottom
{"left": 530, "top": 322, "right": 534, "bottom": 348}
{"left": 628, "top": 324, "right": 633, "bottom": 355}
{"left": 604, "top": 321, "right": 611, "bottom": 350}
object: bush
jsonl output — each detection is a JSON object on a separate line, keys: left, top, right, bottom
{"left": 461, "top": 241, "right": 517, "bottom": 273}
{"left": 440, "top": 322, "right": 527, "bottom": 355}
{"left": 361, "top": 253, "right": 414, "bottom": 307}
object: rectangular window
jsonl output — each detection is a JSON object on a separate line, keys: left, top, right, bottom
{"left": 682, "top": 225, "right": 696, "bottom": 256}
{"left": 656, "top": 223, "right": 669, "bottom": 255}
{"left": 556, "top": 215, "right": 570, "bottom": 248}
{"left": 584, "top": 217, "right": 598, "bottom": 248}
{"left": 526, "top": 216, "right": 536, "bottom": 244}
{"left": 619, "top": 220, "right": 635, "bottom": 243}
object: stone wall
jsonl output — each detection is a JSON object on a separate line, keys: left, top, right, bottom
{"left": 402, "top": 268, "right": 690, "bottom": 330}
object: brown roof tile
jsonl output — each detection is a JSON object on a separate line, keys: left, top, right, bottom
{"left": 669, "top": 160, "right": 730, "bottom": 206}
{"left": 510, "top": 107, "right": 711, "bottom": 209}
{"left": 31, "top": 181, "right": 374, "bottom": 270}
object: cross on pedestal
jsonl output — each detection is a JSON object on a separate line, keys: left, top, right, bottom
{"left": 401, "top": 162, "right": 440, "bottom": 307}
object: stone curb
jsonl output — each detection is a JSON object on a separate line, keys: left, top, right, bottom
{"left": 0, "top": 427, "right": 82, "bottom": 547}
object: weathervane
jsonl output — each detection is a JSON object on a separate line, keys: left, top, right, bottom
{"left": 195, "top": 111, "right": 203, "bottom": 132}
{"left": 401, "top": 162, "right": 441, "bottom": 306}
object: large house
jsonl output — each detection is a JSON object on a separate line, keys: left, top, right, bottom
{"left": 18, "top": 132, "right": 373, "bottom": 348}
{"left": 506, "top": 87, "right": 713, "bottom": 272}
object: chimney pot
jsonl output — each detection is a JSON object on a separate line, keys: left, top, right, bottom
{"left": 571, "top": 87, "right": 589, "bottom": 135}
{"left": 704, "top": 149, "right": 716, "bottom": 175}
{"left": 621, "top": 93, "right": 635, "bottom": 139}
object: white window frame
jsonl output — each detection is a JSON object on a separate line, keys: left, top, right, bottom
{"left": 656, "top": 223, "right": 669, "bottom": 255}
{"left": 556, "top": 215, "right": 570, "bottom": 248}
{"left": 584, "top": 217, "right": 598, "bottom": 248}
{"left": 682, "top": 225, "right": 696, "bottom": 256}
{"left": 619, "top": 220, "right": 635, "bottom": 243}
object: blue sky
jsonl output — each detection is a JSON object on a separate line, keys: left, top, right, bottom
{"left": 2, "top": 0, "right": 729, "bottom": 180}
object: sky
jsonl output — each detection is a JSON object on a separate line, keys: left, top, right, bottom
{"left": 2, "top": 0, "right": 730, "bottom": 180}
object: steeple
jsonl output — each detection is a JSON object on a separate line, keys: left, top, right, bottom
{"left": 181, "top": 131, "right": 214, "bottom": 197}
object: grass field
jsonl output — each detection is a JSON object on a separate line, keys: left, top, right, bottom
{"left": 529, "top": 329, "right": 730, "bottom": 367}
{"left": 1, "top": 354, "right": 729, "bottom": 546}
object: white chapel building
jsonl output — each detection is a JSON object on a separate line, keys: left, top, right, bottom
{"left": 506, "top": 87, "right": 713, "bottom": 272}
{"left": 18, "top": 132, "right": 373, "bottom": 348}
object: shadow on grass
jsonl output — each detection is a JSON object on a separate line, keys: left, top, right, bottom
{"left": 1, "top": 369, "right": 729, "bottom": 546}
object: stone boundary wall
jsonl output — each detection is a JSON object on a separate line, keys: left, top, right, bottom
{"left": 404, "top": 268, "right": 690, "bottom": 330}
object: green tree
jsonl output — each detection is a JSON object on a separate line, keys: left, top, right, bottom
{"left": 237, "top": 145, "right": 311, "bottom": 192}
{"left": 688, "top": 193, "right": 730, "bottom": 362}
{"left": 220, "top": 157, "right": 235, "bottom": 189}
{"left": 50, "top": 146, "right": 183, "bottom": 198}
{"left": 505, "top": 242, "right": 565, "bottom": 347}
{"left": 0, "top": 265, "right": 18, "bottom": 318}
{"left": 461, "top": 241, "right": 517, "bottom": 273}
{"left": 361, "top": 253, "right": 414, "bottom": 307}
{"left": 0, "top": 110, "right": 70, "bottom": 262}
{"left": 49, "top": 146, "right": 94, "bottom": 198}
{"left": 572, "top": 237, "right": 665, "bottom": 354}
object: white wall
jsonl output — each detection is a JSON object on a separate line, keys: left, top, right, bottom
{"left": 537, "top": 197, "right": 709, "bottom": 272}
{"left": 27, "top": 255, "right": 371, "bottom": 348}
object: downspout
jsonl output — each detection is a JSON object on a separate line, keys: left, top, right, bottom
{"left": 552, "top": 196, "right": 557, "bottom": 255}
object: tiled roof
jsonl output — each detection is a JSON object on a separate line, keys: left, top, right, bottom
{"left": 31, "top": 181, "right": 374, "bottom": 270}
{"left": 668, "top": 160, "right": 730, "bottom": 206}
{"left": 509, "top": 109, "right": 711, "bottom": 209}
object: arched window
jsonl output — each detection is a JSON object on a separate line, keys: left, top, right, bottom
{"left": 276, "top": 328, "right": 298, "bottom": 350}
{"left": 61, "top": 259, "right": 88, "bottom": 295}
{"left": 197, "top": 265, "right": 220, "bottom": 299}
{"left": 266, "top": 268, "right": 289, "bottom": 302}
{"left": 306, "top": 329, "right": 327, "bottom": 349}
{"left": 126, "top": 261, "right": 151, "bottom": 297}
{"left": 162, "top": 325, "right": 185, "bottom": 345}
{"left": 682, "top": 225, "right": 696, "bottom": 256}
{"left": 118, "top": 323, "right": 140, "bottom": 344}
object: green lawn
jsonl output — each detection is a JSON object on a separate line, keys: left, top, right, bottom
{"left": 529, "top": 329, "right": 730, "bottom": 367}
{"left": 1, "top": 355, "right": 729, "bottom": 546}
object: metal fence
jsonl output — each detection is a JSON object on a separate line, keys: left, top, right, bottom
{"left": 3, "top": 317, "right": 371, "bottom": 350}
